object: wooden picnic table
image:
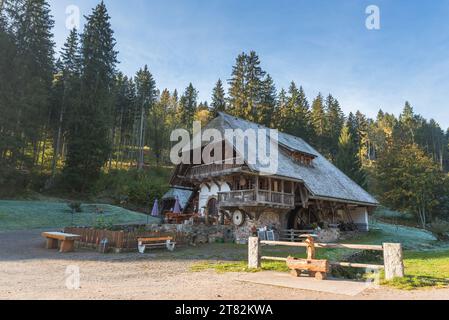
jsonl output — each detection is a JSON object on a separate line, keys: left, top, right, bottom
{"left": 165, "top": 212, "right": 193, "bottom": 224}
{"left": 42, "top": 232, "right": 81, "bottom": 253}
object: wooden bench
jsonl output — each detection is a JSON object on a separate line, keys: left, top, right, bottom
{"left": 287, "top": 234, "right": 330, "bottom": 280}
{"left": 287, "top": 257, "right": 330, "bottom": 280}
{"left": 137, "top": 236, "right": 176, "bottom": 253}
{"left": 42, "top": 232, "right": 81, "bottom": 253}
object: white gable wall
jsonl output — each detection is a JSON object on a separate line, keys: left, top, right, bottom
{"left": 350, "top": 207, "right": 369, "bottom": 232}
{"left": 198, "top": 181, "right": 231, "bottom": 213}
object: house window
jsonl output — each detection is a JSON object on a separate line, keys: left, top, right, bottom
{"left": 291, "top": 151, "right": 315, "bottom": 167}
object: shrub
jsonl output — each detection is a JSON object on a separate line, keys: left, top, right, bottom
{"left": 428, "top": 219, "right": 449, "bottom": 240}
{"left": 93, "top": 168, "right": 171, "bottom": 206}
{"left": 68, "top": 201, "right": 83, "bottom": 213}
{"left": 0, "top": 165, "right": 32, "bottom": 197}
{"left": 93, "top": 216, "right": 114, "bottom": 230}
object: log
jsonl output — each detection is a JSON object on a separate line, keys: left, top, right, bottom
{"left": 383, "top": 243, "right": 404, "bottom": 280}
{"left": 248, "top": 237, "right": 261, "bottom": 269}
{"left": 286, "top": 257, "right": 330, "bottom": 273}
{"left": 310, "top": 271, "right": 327, "bottom": 280}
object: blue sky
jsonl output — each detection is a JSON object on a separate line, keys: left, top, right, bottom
{"left": 48, "top": 0, "right": 449, "bottom": 128}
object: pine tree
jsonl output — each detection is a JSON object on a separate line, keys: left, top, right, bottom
{"left": 246, "top": 51, "right": 266, "bottom": 122}
{"left": 148, "top": 89, "right": 169, "bottom": 165}
{"left": 274, "top": 82, "right": 311, "bottom": 141}
{"left": 228, "top": 51, "right": 268, "bottom": 123}
{"left": 51, "top": 28, "right": 81, "bottom": 176}
{"left": 227, "top": 53, "right": 247, "bottom": 118}
{"left": 134, "top": 65, "right": 156, "bottom": 169}
{"left": 211, "top": 79, "right": 226, "bottom": 116}
{"left": 258, "top": 74, "right": 277, "bottom": 127}
{"left": 310, "top": 93, "right": 326, "bottom": 151}
{"left": 273, "top": 88, "right": 291, "bottom": 132}
{"left": 336, "top": 125, "right": 367, "bottom": 188}
{"left": 293, "top": 84, "right": 312, "bottom": 141}
{"left": 178, "top": 83, "right": 198, "bottom": 131}
{"left": 325, "top": 94, "right": 345, "bottom": 160}
{"left": 63, "top": 1, "right": 117, "bottom": 192}
{"left": 397, "top": 101, "right": 419, "bottom": 146}
{"left": 6, "top": 0, "right": 54, "bottom": 168}
{"left": 0, "top": 1, "right": 18, "bottom": 165}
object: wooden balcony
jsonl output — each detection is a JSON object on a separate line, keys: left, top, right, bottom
{"left": 218, "top": 189, "right": 295, "bottom": 209}
{"left": 187, "top": 158, "right": 244, "bottom": 179}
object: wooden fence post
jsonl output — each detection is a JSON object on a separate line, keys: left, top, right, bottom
{"left": 383, "top": 243, "right": 404, "bottom": 280}
{"left": 248, "top": 237, "right": 261, "bottom": 269}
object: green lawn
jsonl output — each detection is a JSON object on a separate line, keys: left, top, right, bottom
{"left": 383, "top": 249, "right": 449, "bottom": 289}
{"left": 0, "top": 200, "right": 157, "bottom": 231}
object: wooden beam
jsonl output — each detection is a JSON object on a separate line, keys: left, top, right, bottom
{"left": 261, "top": 256, "right": 287, "bottom": 261}
{"left": 260, "top": 257, "right": 385, "bottom": 270}
{"left": 261, "top": 240, "right": 383, "bottom": 251}
{"left": 330, "top": 262, "right": 384, "bottom": 270}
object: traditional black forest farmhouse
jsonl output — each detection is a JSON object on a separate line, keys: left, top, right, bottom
{"left": 167, "top": 113, "right": 379, "bottom": 241}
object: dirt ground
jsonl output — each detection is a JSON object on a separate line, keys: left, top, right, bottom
{"left": 1, "top": 230, "right": 448, "bottom": 300}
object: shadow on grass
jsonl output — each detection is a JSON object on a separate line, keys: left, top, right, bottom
{"left": 383, "top": 275, "right": 449, "bottom": 290}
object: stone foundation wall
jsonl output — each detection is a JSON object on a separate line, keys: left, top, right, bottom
{"left": 316, "top": 228, "right": 340, "bottom": 243}
{"left": 234, "top": 211, "right": 282, "bottom": 243}
{"left": 143, "top": 223, "right": 235, "bottom": 246}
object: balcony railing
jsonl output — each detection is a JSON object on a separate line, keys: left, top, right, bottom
{"left": 187, "top": 158, "right": 244, "bottom": 178}
{"left": 218, "top": 189, "right": 295, "bottom": 208}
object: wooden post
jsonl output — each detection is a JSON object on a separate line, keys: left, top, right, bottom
{"left": 305, "top": 236, "right": 316, "bottom": 260}
{"left": 268, "top": 178, "right": 272, "bottom": 202}
{"left": 255, "top": 176, "right": 259, "bottom": 202}
{"left": 248, "top": 237, "right": 261, "bottom": 269}
{"left": 383, "top": 243, "right": 404, "bottom": 280}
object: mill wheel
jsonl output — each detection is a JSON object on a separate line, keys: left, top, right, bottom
{"left": 288, "top": 208, "right": 308, "bottom": 230}
{"left": 232, "top": 209, "right": 246, "bottom": 227}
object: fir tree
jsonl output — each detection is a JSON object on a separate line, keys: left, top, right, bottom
{"left": 325, "top": 94, "right": 345, "bottom": 160}
{"left": 258, "top": 74, "right": 277, "bottom": 127}
{"left": 178, "top": 83, "right": 198, "bottom": 130}
{"left": 336, "top": 125, "right": 367, "bottom": 188}
{"left": 63, "top": 1, "right": 117, "bottom": 191}
{"left": 134, "top": 65, "right": 157, "bottom": 169}
{"left": 51, "top": 28, "right": 81, "bottom": 176}
{"left": 211, "top": 79, "right": 226, "bottom": 116}
{"left": 310, "top": 93, "right": 326, "bottom": 150}
{"left": 227, "top": 53, "right": 247, "bottom": 118}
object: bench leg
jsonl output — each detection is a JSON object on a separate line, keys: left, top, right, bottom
{"left": 290, "top": 269, "right": 301, "bottom": 277}
{"left": 310, "top": 271, "right": 327, "bottom": 280}
{"left": 46, "top": 238, "right": 58, "bottom": 249}
{"left": 138, "top": 244, "right": 146, "bottom": 254}
{"left": 60, "top": 240, "right": 75, "bottom": 253}
{"left": 166, "top": 241, "right": 176, "bottom": 252}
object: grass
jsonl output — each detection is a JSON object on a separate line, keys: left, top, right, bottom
{"left": 383, "top": 249, "right": 449, "bottom": 290}
{"left": 191, "top": 260, "right": 289, "bottom": 273}
{"left": 0, "top": 200, "right": 158, "bottom": 231}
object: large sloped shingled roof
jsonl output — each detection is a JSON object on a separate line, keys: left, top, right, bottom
{"left": 204, "top": 113, "right": 378, "bottom": 206}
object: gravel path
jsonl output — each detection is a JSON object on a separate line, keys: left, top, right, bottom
{"left": 1, "top": 230, "right": 448, "bottom": 300}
